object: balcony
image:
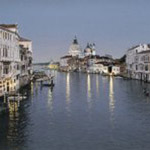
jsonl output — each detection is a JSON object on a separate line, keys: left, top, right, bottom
{"left": 0, "top": 57, "right": 13, "bottom": 62}
{"left": 2, "top": 72, "right": 13, "bottom": 79}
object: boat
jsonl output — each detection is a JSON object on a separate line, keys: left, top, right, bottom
{"left": 41, "top": 77, "right": 55, "bottom": 87}
{"left": 42, "top": 83, "right": 55, "bottom": 87}
{"left": 36, "top": 77, "right": 49, "bottom": 82}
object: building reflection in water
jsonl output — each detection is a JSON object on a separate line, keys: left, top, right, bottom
{"left": 6, "top": 101, "right": 27, "bottom": 149}
{"left": 87, "top": 74, "right": 92, "bottom": 109}
{"left": 66, "top": 73, "right": 71, "bottom": 115}
{"left": 87, "top": 74, "right": 91, "bottom": 99}
{"left": 47, "top": 88, "right": 53, "bottom": 112}
{"left": 109, "top": 76, "right": 115, "bottom": 127}
{"left": 96, "top": 75, "right": 99, "bottom": 96}
{"left": 30, "top": 82, "right": 34, "bottom": 96}
{"left": 35, "top": 82, "right": 39, "bottom": 97}
{"left": 7, "top": 103, "right": 19, "bottom": 142}
{"left": 52, "top": 70, "right": 57, "bottom": 84}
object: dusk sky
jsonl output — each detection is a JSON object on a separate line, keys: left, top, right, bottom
{"left": 1, "top": 0, "right": 150, "bottom": 62}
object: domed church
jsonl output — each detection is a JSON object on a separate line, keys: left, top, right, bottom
{"left": 84, "top": 43, "right": 96, "bottom": 56}
{"left": 68, "top": 36, "right": 82, "bottom": 57}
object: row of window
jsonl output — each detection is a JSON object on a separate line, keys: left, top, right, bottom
{"left": 135, "top": 64, "right": 149, "bottom": 71}
{"left": 0, "top": 30, "right": 16, "bottom": 41}
{"left": 134, "top": 55, "right": 150, "bottom": 63}
{"left": 0, "top": 64, "right": 20, "bottom": 75}
{"left": 0, "top": 46, "right": 20, "bottom": 58}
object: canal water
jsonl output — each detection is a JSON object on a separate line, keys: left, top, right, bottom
{"left": 0, "top": 72, "right": 150, "bottom": 150}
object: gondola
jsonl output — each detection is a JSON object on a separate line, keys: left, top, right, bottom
{"left": 42, "top": 83, "right": 55, "bottom": 87}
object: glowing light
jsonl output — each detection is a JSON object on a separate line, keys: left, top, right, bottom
{"left": 87, "top": 74, "right": 91, "bottom": 99}
{"left": 66, "top": 73, "right": 71, "bottom": 115}
{"left": 96, "top": 75, "right": 99, "bottom": 95}
{"left": 66, "top": 73, "right": 70, "bottom": 103}
{"left": 109, "top": 76, "right": 115, "bottom": 127}
{"left": 47, "top": 88, "right": 53, "bottom": 111}
{"left": 30, "top": 81, "right": 34, "bottom": 97}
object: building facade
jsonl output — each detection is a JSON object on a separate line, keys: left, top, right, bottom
{"left": 126, "top": 44, "right": 150, "bottom": 81}
{"left": 19, "top": 37, "right": 33, "bottom": 87}
{"left": 0, "top": 24, "right": 32, "bottom": 96}
{"left": 84, "top": 43, "right": 96, "bottom": 56}
{"left": 68, "top": 37, "right": 82, "bottom": 57}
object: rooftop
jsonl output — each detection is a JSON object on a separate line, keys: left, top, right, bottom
{"left": 61, "top": 55, "right": 72, "bottom": 59}
{"left": 72, "top": 36, "right": 78, "bottom": 45}
{"left": 128, "top": 45, "right": 139, "bottom": 51}
{"left": 0, "top": 24, "right": 18, "bottom": 28}
{"left": 19, "top": 36, "right": 31, "bottom": 42}
{"left": 138, "top": 50, "right": 150, "bottom": 54}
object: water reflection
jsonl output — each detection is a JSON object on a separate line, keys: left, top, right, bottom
{"left": 66, "top": 73, "right": 71, "bottom": 115}
{"left": 96, "top": 75, "right": 99, "bottom": 95}
{"left": 1, "top": 72, "right": 150, "bottom": 150}
{"left": 87, "top": 74, "right": 91, "bottom": 99}
{"left": 66, "top": 73, "right": 70, "bottom": 103}
{"left": 6, "top": 102, "right": 27, "bottom": 149}
{"left": 7, "top": 105, "right": 19, "bottom": 143}
{"left": 47, "top": 88, "right": 53, "bottom": 112}
{"left": 52, "top": 70, "right": 58, "bottom": 84}
{"left": 109, "top": 76, "right": 115, "bottom": 127}
{"left": 8, "top": 101, "right": 19, "bottom": 112}
{"left": 87, "top": 74, "right": 92, "bottom": 110}
{"left": 30, "top": 82, "right": 34, "bottom": 96}
{"left": 35, "top": 82, "right": 39, "bottom": 97}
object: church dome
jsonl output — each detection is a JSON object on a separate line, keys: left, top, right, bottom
{"left": 84, "top": 43, "right": 96, "bottom": 56}
{"left": 68, "top": 37, "right": 82, "bottom": 57}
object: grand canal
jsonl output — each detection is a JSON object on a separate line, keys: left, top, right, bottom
{"left": 1, "top": 72, "right": 150, "bottom": 150}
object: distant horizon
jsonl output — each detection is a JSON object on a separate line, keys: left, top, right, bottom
{"left": 1, "top": 0, "right": 150, "bottom": 62}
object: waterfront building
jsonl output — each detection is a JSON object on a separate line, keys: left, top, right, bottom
{"left": 60, "top": 55, "right": 73, "bottom": 71}
{"left": 126, "top": 44, "right": 150, "bottom": 81}
{"left": 84, "top": 43, "right": 96, "bottom": 56}
{"left": 86, "top": 54, "right": 120, "bottom": 75}
{"left": 19, "top": 37, "right": 33, "bottom": 73}
{"left": 0, "top": 24, "right": 20, "bottom": 96}
{"left": 59, "top": 37, "right": 120, "bottom": 75}
{"left": 98, "top": 55, "right": 114, "bottom": 63}
{"left": 60, "top": 37, "right": 82, "bottom": 71}
{"left": 68, "top": 37, "right": 82, "bottom": 57}
{"left": 49, "top": 62, "right": 59, "bottom": 70}
{"left": 0, "top": 24, "right": 32, "bottom": 96}
{"left": 87, "top": 61, "right": 120, "bottom": 75}
{"left": 19, "top": 37, "right": 33, "bottom": 87}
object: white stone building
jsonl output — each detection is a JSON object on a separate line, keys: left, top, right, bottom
{"left": 0, "top": 24, "right": 33, "bottom": 96}
{"left": 60, "top": 55, "right": 72, "bottom": 67}
{"left": 19, "top": 37, "right": 33, "bottom": 87}
{"left": 0, "top": 24, "right": 20, "bottom": 96}
{"left": 19, "top": 37, "right": 33, "bottom": 75}
{"left": 84, "top": 43, "right": 96, "bottom": 56}
{"left": 87, "top": 62, "right": 120, "bottom": 75}
{"left": 68, "top": 37, "right": 82, "bottom": 57}
{"left": 126, "top": 44, "right": 150, "bottom": 81}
